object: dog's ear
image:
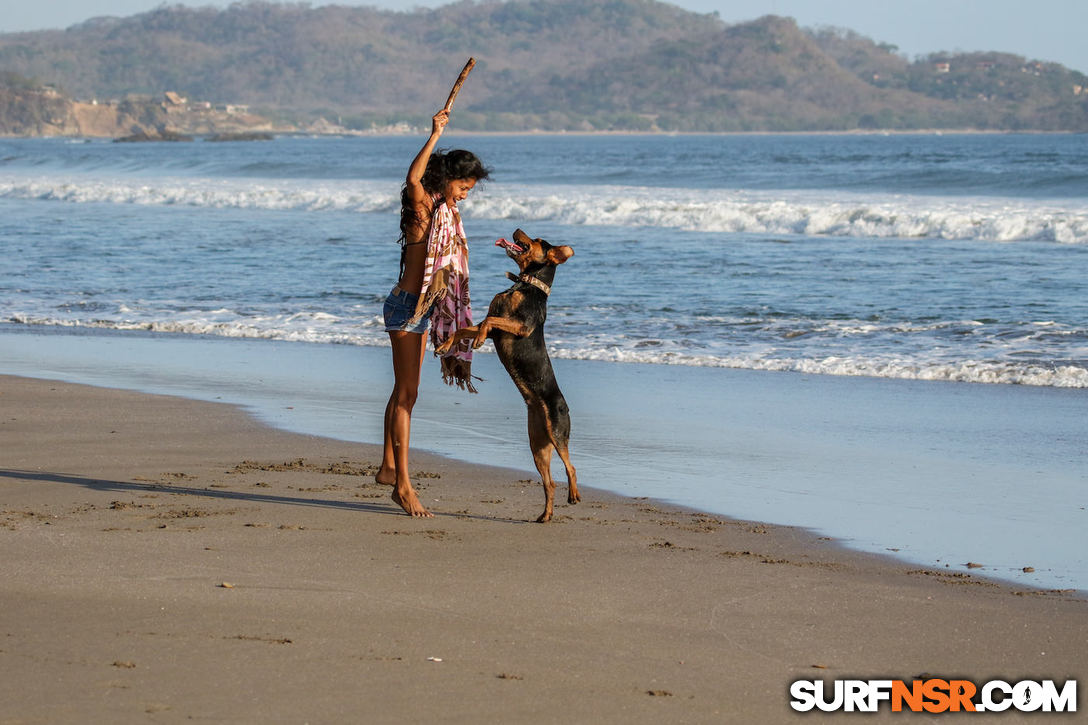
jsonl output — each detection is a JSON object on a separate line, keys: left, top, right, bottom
{"left": 547, "top": 246, "right": 574, "bottom": 265}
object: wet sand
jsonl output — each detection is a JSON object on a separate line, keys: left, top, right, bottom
{"left": 1, "top": 375, "right": 1085, "bottom": 723}
{"left": 4, "top": 329, "right": 1085, "bottom": 592}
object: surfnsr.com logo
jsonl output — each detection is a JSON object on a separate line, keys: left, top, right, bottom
{"left": 789, "top": 678, "right": 1077, "bottom": 713}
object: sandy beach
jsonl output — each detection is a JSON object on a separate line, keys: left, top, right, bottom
{"left": 4, "top": 329, "right": 1085, "bottom": 593}
{"left": 1, "top": 373, "right": 1084, "bottom": 723}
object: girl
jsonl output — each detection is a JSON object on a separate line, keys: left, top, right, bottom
{"left": 377, "top": 108, "right": 490, "bottom": 517}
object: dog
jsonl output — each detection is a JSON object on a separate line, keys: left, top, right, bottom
{"left": 436, "top": 228, "right": 578, "bottom": 522}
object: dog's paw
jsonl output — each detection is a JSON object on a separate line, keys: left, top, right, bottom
{"left": 472, "top": 334, "right": 488, "bottom": 349}
{"left": 434, "top": 340, "right": 453, "bottom": 355}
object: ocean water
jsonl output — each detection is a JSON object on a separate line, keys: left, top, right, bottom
{"left": 3, "top": 133, "right": 1087, "bottom": 387}
{"left": 2, "top": 132, "right": 1086, "bottom": 590}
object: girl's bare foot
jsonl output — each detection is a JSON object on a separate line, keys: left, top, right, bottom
{"left": 392, "top": 484, "right": 433, "bottom": 517}
{"left": 375, "top": 466, "right": 395, "bottom": 486}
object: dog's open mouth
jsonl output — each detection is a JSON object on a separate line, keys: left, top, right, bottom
{"left": 495, "top": 237, "right": 525, "bottom": 254}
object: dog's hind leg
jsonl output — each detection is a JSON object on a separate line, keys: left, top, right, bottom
{"left": 527, "top": 403, "right": 556, "bottom": 522}
{"left": 556, "top": 440, "right": 578, "bottom": 506}
{"left": 548, "top": 396, "right": 579, "bottom": 506}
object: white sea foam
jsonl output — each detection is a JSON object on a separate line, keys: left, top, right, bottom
{"left": 6, "top": 311, "right": 388, "bottom": 347}
{"left": 470, "top": 186, "right": 1088, "bottom": 244}
{"left": 7, "top": 314, "right": 1086, "bottom": 388}
{"left": 0, "top": 176, "right": 400, "bottom": 215}
{"left": 3, "top": 174, "right": 1087, "bottom": 244}
{"left": 552, "top": 346, "right": 1088, "bottom": 388}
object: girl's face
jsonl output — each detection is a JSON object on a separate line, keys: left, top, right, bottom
{"left": 444, "top": 177, "right": 477, "bottom": 205}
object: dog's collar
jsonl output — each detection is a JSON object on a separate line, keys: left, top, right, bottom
{"left": 506, "top": 271, "right": 551, "bottom": 296}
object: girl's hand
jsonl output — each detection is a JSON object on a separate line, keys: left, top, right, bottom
{"left": 432, "top": 110, "right": 450, "bottom": 136}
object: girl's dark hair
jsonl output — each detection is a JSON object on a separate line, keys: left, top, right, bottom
{"left": 399, "top": 149, "right": 490, "bottom": 242}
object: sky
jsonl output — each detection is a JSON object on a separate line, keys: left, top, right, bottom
{"left": 1, "top": 0, "right": 1085, "bottom": 74}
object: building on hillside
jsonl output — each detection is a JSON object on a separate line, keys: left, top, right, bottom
{"left": 214, "top": 103, "right": 250, "bottom": 115}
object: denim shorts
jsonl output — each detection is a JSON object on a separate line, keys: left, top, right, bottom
{"left": 383, "top": 285, "right": 433, "bottom": 334}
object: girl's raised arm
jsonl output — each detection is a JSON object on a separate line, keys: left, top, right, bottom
{"left": 405, "top": 110, "right": 449, "bottom": 206}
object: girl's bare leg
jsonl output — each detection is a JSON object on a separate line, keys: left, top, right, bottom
{"left": 377, "top": 392, "right": 398, "bottom": 486}
{"left": 378, "top": 330, "right": 433, "bottom": 517}
{"left": 379, "top": 330, "right": 424, "bottom": 483}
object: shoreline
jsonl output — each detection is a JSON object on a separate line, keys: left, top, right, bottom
{"left": 2, "top": 327, "right": 1085, "bottom": 594}
{"left": 2, "top": 374, "right": 1085, "bottom": 722}
{"left": 3, "top": 367, "right": 1081, "bottom": 598}
{"left": 4, "top": 127, "right": 1079, "bottom": 140}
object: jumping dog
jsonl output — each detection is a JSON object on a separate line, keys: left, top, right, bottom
{"left": 436, "top": 229, "right": 578, "bottom": 522}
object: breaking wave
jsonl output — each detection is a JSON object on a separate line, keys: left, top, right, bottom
{"left": 7, "top": 313, "right": 1086, "bottom": 388}
{"left": 2, "top": 174, "right": 1086, "bottom": 244}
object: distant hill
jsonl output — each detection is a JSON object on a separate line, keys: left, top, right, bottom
{"left": 1, "top": 0, "right": 1086, "bottom": 133}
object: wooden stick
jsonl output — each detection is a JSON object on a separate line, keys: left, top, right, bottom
{"left": 443, "top": 57, "right": 476, "bottom": 111}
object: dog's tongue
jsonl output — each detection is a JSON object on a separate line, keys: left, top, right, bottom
{"left": 495, "top": 237, "right": 522, "bottom": 252}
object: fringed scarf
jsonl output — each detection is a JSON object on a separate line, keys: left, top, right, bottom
{"left": 408, "top": 195, "right": 477, "bottom": 392}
